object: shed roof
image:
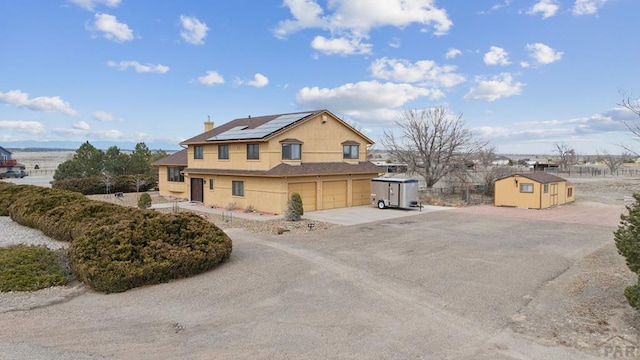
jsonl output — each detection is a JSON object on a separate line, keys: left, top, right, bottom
{"left": 507, "top": 172, "right": 567, "bottom": 184}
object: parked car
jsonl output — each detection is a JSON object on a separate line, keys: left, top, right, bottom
{"left": 3, "top": 170, "right": 24, "bottom": 178}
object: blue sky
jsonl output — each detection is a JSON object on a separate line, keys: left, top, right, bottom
{"left": 1, "top": 0, "right": 639, "bottom": 154}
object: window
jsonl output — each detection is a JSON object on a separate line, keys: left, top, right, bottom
{"left": 168, "top": 167, "right": 184, "bottom": 182}
{"left": 520, "top": 183, "right": 534, "bottom": 193}
{"left": 218, "top": 145, "right": 229, "bottom": 160}
{"left": 282, "top": 143, "right": 301, "bottom": 160}
{"left": 232, "top": 180, "right": 244, "bottom": 196}
{"left": 194, "top": 145, "right": 204, "bottom": 159}
{"left": 343, "top": 145, "right": 359, "bottom": 159}
{"left": 247, "top": 144, "right": 259, "bottom": 160}
{"left": 543, "top": 184, "right": 549, "bottom": 193}
{"left": 567, "top": 188, "right": 573, "bottom": 197}
{"left": 209, "top": 178, "right": 214, "bottom": 190}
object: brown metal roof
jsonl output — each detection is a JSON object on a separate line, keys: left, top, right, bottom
{"left": 181, "top": 110, "right": 324, "bottom": 145}
{"left": 508, "top": 172, "right": 567, "bottom": 184}
{"left": 152, "top": 149, "right": 187, "bottom": 166}
{"left": 184, "top": 161, "right": 382, "bottom": 177}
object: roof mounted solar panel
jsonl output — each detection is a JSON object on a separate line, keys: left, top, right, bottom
{"left": 207, "top": 112, "right": 313, "bottom": 141}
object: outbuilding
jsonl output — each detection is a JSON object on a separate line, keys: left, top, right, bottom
{"left": 494, "top": 172, "right": 575, "bottom": 209}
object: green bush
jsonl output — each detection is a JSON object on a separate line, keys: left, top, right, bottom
{"left": 285, "top": 192, "right": 304, "bottom": 221}
{"left": 614, "top": 193, "right": 640, "bottom": 310}
{"left": 51, "top": 175, "right": 157, "bottom": 195}
{"left": 0, "top": 245, "right": 69, "bottom": 292}
{"left": 138, "top": 192, "right": 152, "bottom": 209}
{"left": 69, "top": 211, "right": 232, "bottom": 293}
{"left": 1, "top": 184, "right": 232, "bottom": 293}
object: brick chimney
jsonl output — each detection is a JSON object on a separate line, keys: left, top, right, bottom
{"left": 204, "top": 116, "right": 214, "bottom": 132}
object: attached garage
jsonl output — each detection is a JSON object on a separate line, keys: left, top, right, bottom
{"left": 352, "top": 179, "right": 372, "bottom": 206}
{"left": 322, "top": 180, "right": 347, "bottom": 209}
{"left": 288, "top": 182, "right": 317, "bottom": 211}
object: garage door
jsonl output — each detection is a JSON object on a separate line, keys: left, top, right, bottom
{"left": 322, "top": 180, "right": 347, "bottom": 209}
{"left": 288, "top": 182, "right": 316, "bottom": 211}
{"left": 352, "top": 179, "right": 371, "bottom": 206}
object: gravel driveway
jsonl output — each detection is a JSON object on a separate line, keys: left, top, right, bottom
{"left": 0, "top": 199, "right": 632, "bottom": 359}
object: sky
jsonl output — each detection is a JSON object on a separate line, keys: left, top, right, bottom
{"left": 1, "top": 0, "right": 639, "bottom": 155}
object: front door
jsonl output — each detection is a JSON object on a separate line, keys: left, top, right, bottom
{"left": 191, "top": 178, "right": 204, "bottom": 202}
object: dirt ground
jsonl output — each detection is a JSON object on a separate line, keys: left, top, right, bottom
{"left": 1, "top": 175, "right": 639, "bottom": 359}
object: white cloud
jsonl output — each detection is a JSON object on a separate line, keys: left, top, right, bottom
{"left": 179, "top": 15, "right": 209, "bottom": 45}
{"left": 572, "top": 0, "right": 608, "bottom": 15}
{"left": 73, "top": 121, "right": 91, "bottom": 131}
{"left": 107, "top": 60, "right": 169, "bottom": 73}
{"left": 527, "top": 0, "right": 560, "bottom": 19}
{"left": 244, "top": 73, "right": 269, "bottom": 88}
{"left": 0, "top": 120, "right": 46, "bottom": 135}
{"left": 296, "top": 81, "right": 441, "bottom": 114}
{"left": 311, "top": 35, "right": 372, "bottom": 56}
{"left": 196, "top": 71, "right": 225, "bottom": 86}
{"left": 92, "top": 110, "right": 124, "bottom": 122}
{"left": 369, "top": 57, "right": 465, "bottom": 88}
{"left": 69, "top": 0, "right": 120, "bottom": 11}
{"left": 90, "top": 13, "right": 134, "bottom": 42}
{"left": 0, "top": 90, "right": 77, "bottom": 116}
{"left": 483, "top": 46, "right": 511, "bottom": 66}
{"left": 445, "top": 48, "right": 461, "bottom": 59}
{"left": 275, "top": 0, "right": 452, "bottom": 55}
{"left": 464, "top": 73, "right": 524, "bottom": 102}
{"left": 525, "top": 43, "right": 563, "bottom": 65}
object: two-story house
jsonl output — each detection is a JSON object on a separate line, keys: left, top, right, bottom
{"left": 0, "top": 146, "right": 17, "bottom": 168}
{"left": 154, "top": 110, "right": 382, "bottom": 214}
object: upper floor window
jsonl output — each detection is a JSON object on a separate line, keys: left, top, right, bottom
{"left": 218, "top": 144, "right": 229, "bottom": 160}
{"left": 343, "top": 144, "right": 359, "bottom": 159}
{"left": 247, "top": 144, "right": 259, "bottom": 160}
{"left": 282, "top": 143, "right": 301, "bottom": 160}
{"left": 194, "top": 145, "right": 204, "bottom": 159}
{"left": 168, "top": 167, "right": 184, "bottom": 182}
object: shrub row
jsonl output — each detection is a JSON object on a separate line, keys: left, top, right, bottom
{"left": 0, "top": 182, "right": 232, "bottom": 293}
{"left": 51, "top": 175, "right": 157, "bottom": 195}
{"left": 0, "top": 245, "right": 69, "bottom": 292}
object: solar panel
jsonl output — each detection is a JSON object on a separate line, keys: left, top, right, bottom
{"left": 207, "top": 112, "right": 313, "bottom": 141}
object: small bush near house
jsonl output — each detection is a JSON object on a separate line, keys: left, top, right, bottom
{"left": 614, "top": 193, "right": 640, "bottom": 310}
{"left": 138, "top": 192, "right": 152, "bottom": 209}
{"left": 0, "top": 245, "right": 69, "bottom": 292}
{"left": 285, "top": 192, "right": 304, "bottom": 221}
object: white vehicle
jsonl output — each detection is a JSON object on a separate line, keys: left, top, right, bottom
{"left": 371, "top": 177, "right": 420, "bottom": 209}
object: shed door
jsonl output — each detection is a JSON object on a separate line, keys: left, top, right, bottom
{"left": 550, "top": 183, "right": 558, "bottom": 206}
{"left": 288, "top": 182, "right": 317, "bottom": 211}
{"left": 352, "top": 179, "right": 371, "bottom": 206}
{"left": 322, "top": 180, "right": 347, "bottom": 209}
{"left": 190, "top": 178, "right": 204, "bottom": 202}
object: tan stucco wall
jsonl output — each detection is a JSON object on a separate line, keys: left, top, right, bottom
{"left": 157, "top": 166, "right": 187, "bottom": 199}
{"left": 186, "top": 112, "right": 372, "bottom": 171}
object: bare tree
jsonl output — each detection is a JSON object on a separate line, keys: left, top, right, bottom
{"left": 381, "top": 107, "right": 486, "bottom": 188}
{"left": 553, "top": 143, "right": 577, "bottom": 171}
{"left": 476, "top": 145, "right": 497, "bottom": 167}
{"left": 620, "top": 95, "right": 640, "bottom": 156}
{"left": 597, "top": 150, "right": 630, "bottom": 174}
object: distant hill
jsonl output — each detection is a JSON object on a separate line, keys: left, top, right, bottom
{"left": 3, "top": 140, "right": 182, "bottom": 152}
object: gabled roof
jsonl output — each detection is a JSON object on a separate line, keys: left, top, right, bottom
{"left": 0, "top": 146, "right": 12, "bottom": 155}
{"left": 504, "top": 172, "right": 567, "bottom": 184}
{"left": 180, "top": 109, "right": 373, "bottom": 145}
{"left": 184, "top": 161, "right": 382, "bottom": 177}
{"left": 152, "top": 149, "right": 187, "bottom": 166}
